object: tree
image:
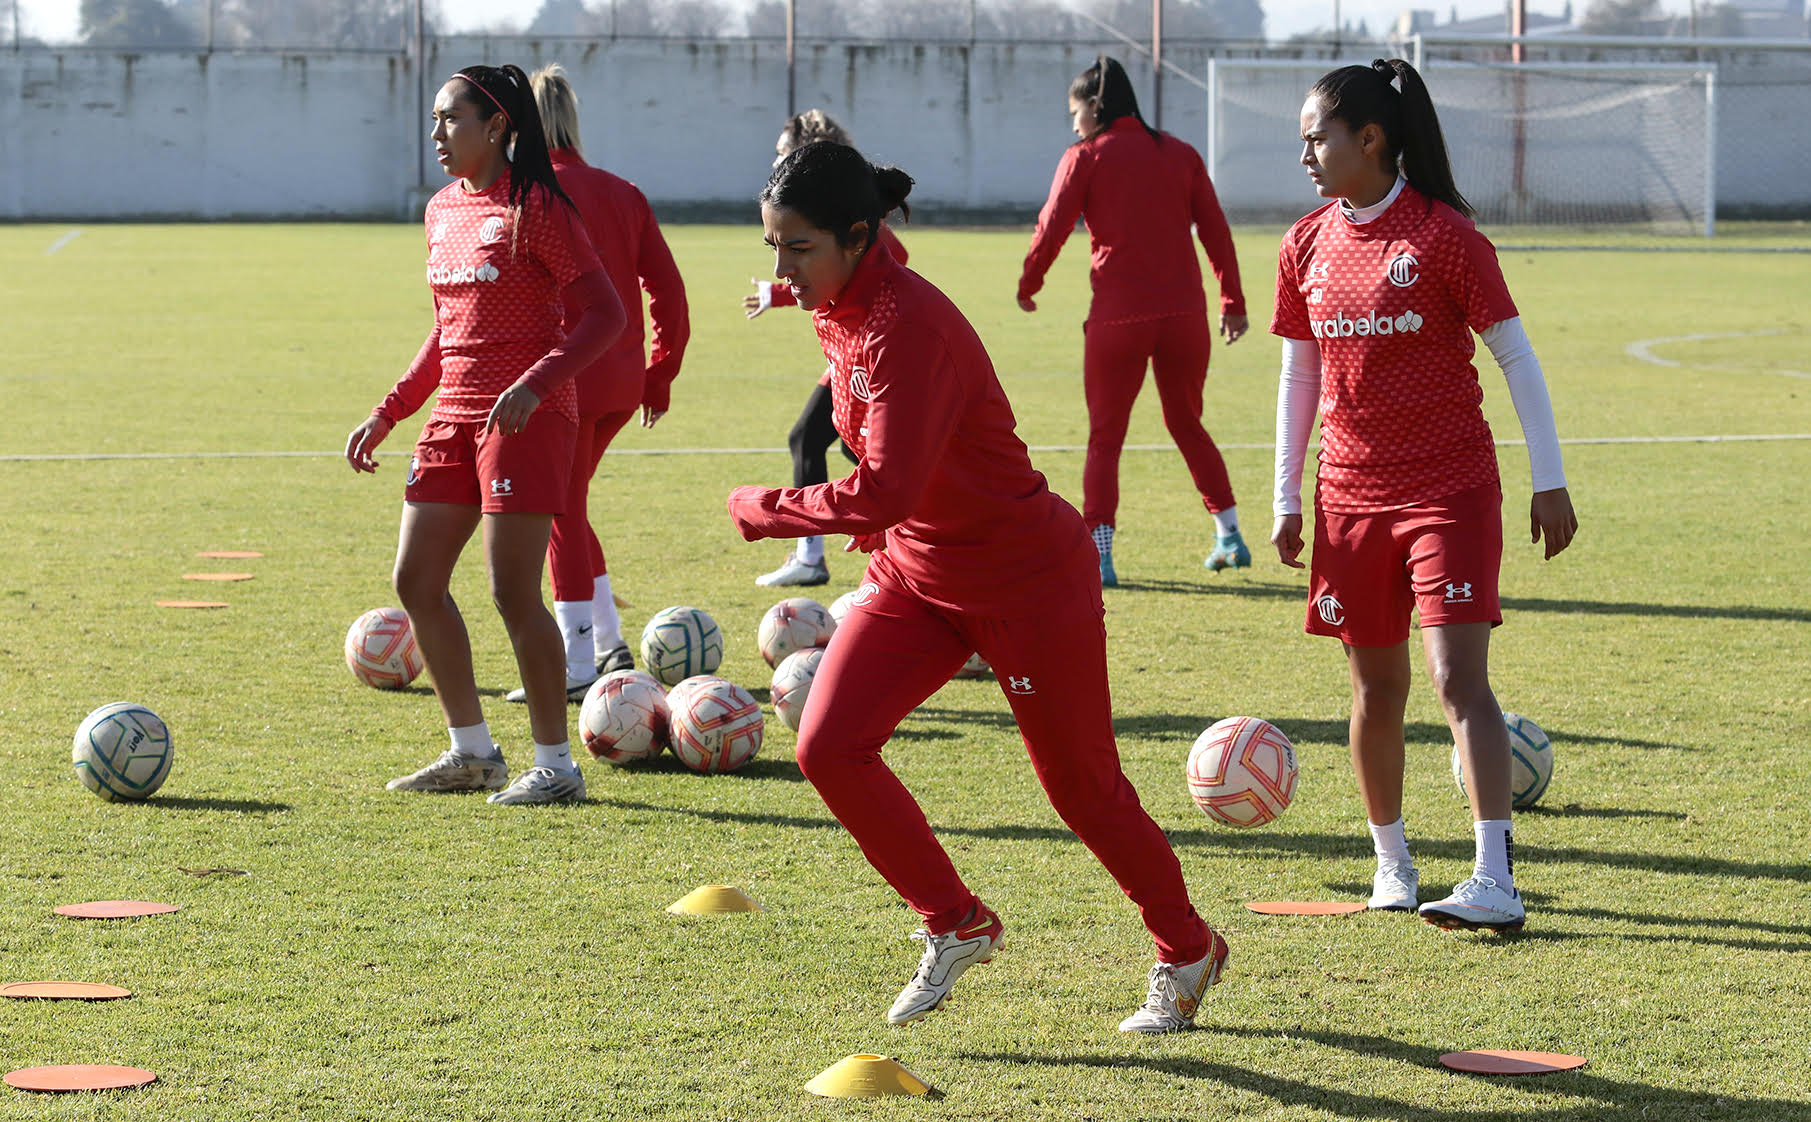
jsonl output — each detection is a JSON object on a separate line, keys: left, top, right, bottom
{"left": 659, "top": 0, "right": 731, "bottom": 36}
{"left": 527, "top": 0, "right": 608, "bottom": 36}
{"left": 81, "top": 0, "right": 198, "bottom": 46}
{"left": 1579, "top": 0, "right": 1663, "bottom": 33}
{"left": 213, "top": 0, "right": 418, "bottom": 49}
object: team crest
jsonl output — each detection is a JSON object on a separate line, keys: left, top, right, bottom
{"left": 480, "top": 216, "right": 507, "bottom": 244}
{"left": 1387, "top": 253, "right": 1420, "bottom": 288}
{"left": 849, "top": 366, "right": 874, "bottom": 403}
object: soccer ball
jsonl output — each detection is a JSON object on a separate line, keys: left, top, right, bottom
{"left": 345, "top": 607, "right": 424, "bottom": 689}
{"left": 640, "top": 606, "right": 724, "bottom": 687}
{"left": 1186, "top": 716, "right": 1298, "bottom": 828}
{"left": 667, "top": 675, "right": 764, "bottom": 773}
{"left": 72, "top": 702, "right": 173, "bottom": 802}
{"left": 579, "top": 670, "right": 671, "bottom": 765}
{"left": 953, "top": 653, "right": 991, "bottom": 680}
{"left": 757, "top": 596, "right": 835, "bottom": 669}
{"left": 1452, "top": 712, "right": 1554, "bottom": 810}
{"left": 770, "top": 647, "right": 825, "bottom": 731}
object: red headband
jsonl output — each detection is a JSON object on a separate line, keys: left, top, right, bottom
{"left": 452, "top": 72, "right": 513, "bottom": 128}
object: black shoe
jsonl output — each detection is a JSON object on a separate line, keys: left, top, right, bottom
{"left": 596, "top": 644, "right": 635, "bottom": 675}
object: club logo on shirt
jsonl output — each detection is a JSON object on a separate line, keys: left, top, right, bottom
{"left": 1387, "top": 253, "right": 1420, "bottom": 288}
{"left": 1309, "top": 309, "right": 1423, "bottom": 339}
{"left": 849, "top": 365, "right": 874, "bottom": 403}
{"left": 479, "top": 216, "right": 507, "bottom": 244}
{"left": 1443, "top": 581, "right": 1474, "bottom": 603}
{"left": 426, "top": 262, "right": 500, "bottom": 285}
{"left": 1316, "top": 595, "right": 1346, "bottom": 626}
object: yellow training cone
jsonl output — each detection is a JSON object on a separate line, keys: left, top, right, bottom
{"left": 805, "top": 1054, "right": 936, "bottom": 1099}
{"left": 665, "top": 885, "right": 761, "bottom": 915}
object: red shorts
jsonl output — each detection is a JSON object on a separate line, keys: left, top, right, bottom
{"left": 1305, "top": 484, "right": 1502, "bottom": 647}
{"left": 403, "top": 411, "right": 577, "bottom": 514}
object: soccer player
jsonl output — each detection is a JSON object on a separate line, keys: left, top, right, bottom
{"left": 727, "top": 141, "right": 1228, "bottom": 1033}
{"left": 497, "top": 64, "right": 689, "bottom": 705}
{"left": 742, "top": 109, "right": 908, "bottom": 588}
{"left": 345, "top": 63, "right": 625, "bottom": 806}
{"left": 1270, "top": 59, "right": 1578, "bottom": 930}
{"left": 1017, "top": 56, "right": 1249, "bottom": 588}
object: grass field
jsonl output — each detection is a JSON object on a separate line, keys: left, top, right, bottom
{"left": 1, "top": 220, "right": 1808, "bottom": 1121}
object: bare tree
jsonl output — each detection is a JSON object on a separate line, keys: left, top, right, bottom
{"left": 81, "top": 0, "right": 198, "bottom": 45}
{"left": 660, "top": 0, "right": 731, "bottom": 36}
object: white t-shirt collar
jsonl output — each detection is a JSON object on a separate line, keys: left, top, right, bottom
{"left": 1340, "top": 177, "right": 1408, "bottom": 225}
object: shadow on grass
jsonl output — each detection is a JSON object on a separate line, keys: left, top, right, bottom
{"left": 143, "top": 796, "right": 292, "bottom": 813}
{"left": 959, "top": 1025, "right": 1811, "bottom": 1121}
{"left": 1519, "top": 804, "right": 1686, "bottom": 821}
{"left": 1110, "top": 578, "right": 1302, "bottom": 600}
{"left": 624, "top": 755, "right": 805, "bottom": 782}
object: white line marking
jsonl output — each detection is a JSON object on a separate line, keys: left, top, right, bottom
{"left": 4, "top": 435, "right": 1808, "bottom": 464}
{"left": 1625, "top": 329, "right": 1809, "bottom": 379}
{"left": 44, "top": 229, "right": 84, "bottom": 256}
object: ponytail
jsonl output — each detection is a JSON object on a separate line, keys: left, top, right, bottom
{"left": 1308, "top": 58, "right": 1473, "bottom": 218}
{"left": 530, "top": 63, "right": 583, "bottom": 158}
{"left": 1068, "top": 55, "right": 1163, "bottom": 144}
{"left": 761, "top": 141, "right": 913, "bottom": 250}
{"left": 451, "top": 63, "right": 577, "bottom": 253}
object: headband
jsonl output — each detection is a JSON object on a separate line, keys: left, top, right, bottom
{"left": 452, "top": 71, "right": 513, "bottom": 128}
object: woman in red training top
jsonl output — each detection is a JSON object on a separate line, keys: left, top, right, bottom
{"left": 742, "top": 109, "right": 907, "bottom": 589}
{"left": 344, "top": 63, "right": 624, "bottom": 806}
{"left": 1271, "top": 60, "right": 1577, "bottom": 931}
{"left": 1019, "top": 56, "right": 1250, "bottom": 588}
{"left": 495, "top": 64, "right": 689, "bottom": 704}
{"left": 727, "top": 141, "right": 1226, "bottom": 1034}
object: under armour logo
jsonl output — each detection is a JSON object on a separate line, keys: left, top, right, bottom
{"left": 1007, "top": 675, "right": 1035, "bottom": 695}
{"left": 1444, "top": 582, "right": 1474, "bottom": 603}
{"left": 489, "top": 478, "right": 512, "bottom": 495}
{"left": 1316, "top": 595, "right": 1345, "bottom": 626}
{"left": 1307, "top": 261, "right": 1330, "bottom": 281}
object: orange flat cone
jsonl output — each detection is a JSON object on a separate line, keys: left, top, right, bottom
{"left": 665, "top": 885, "right": 760, "bottom": 915}
{"left": 1441, "top": 1050, "right": 1588, "bottom": 1075}
{"left": 805, "top": 1054, "right": 935, "bottom": 1098}
{"left": 2, "top": 982, "right": 132, "bottom": 1001}
{"left": 53, "top": 901, "right": 179, "bottom": 919}
{"left": 5, "top": 1064, "right": 156, "bottom": 1092}
{"left": 1245, "top": 901, "right": 1367, "bottom": 916}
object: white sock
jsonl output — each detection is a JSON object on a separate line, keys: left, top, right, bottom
{"left": 1474, "top": 819, "right": 1515, "bottom": 887}
{"left": 449, "top": 722, "right": 496, "bottom": 758}
{"left": 1368, "top": 817, "right": 1411, "bottom": 863}
{"left": 591, "top": 574, "right": 623, "bottom": 651}
{"left": 534, "top": 740, "right": 576, "bottom": 772}
{"left": 1212, "top": 506, "right": 1240, "bottom": 537}
{"left": 1090, "top": 523, "right": 1114, "bottom": 558}
{"left": 797, "top": 535, "right": 825, "bottom": 565}
{"left": 554, "top": 600, "right": 595, "bottom": 681}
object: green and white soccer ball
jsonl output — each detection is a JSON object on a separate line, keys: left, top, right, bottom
{"left": 639, "top": 605, "right": 725, "bottom": 687}
{"left": 72, "top": 702, "right": 173, "bottom": 802}
{"left": 1452, "top": 712, "right": 1553, "bottom": 810}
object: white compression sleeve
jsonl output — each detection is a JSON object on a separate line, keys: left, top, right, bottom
{"left": 1480, "top": 317, "right": 1568, "bottom": 493}
{"left": 1274, "top": 338, "right": 1323, "bottom": 517}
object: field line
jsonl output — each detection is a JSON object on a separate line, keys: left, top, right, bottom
{"left": 1625, "top": 329, "right": 1810, "bottom": 380}
{"left": 4, "top": 434, "right": 1809, "bottom": 464}
{"left": 44, "top": 229, "right": 84, "bottom": 255}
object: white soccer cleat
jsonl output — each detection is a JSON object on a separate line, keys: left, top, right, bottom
{"left": 755, "top": 555, "right": 830, "bottom": 588}
{"left": 485, "top": 765, "right": 586, "bottom": 806}
{"left": 1419, "top": 876, "right": 1525, "bottom": 931}
{"left": 1368, "top": 859, "right": 1421, "bottom": 911}
{"left": 886, "top": 905, "right": 1004, "bottom": 1025}
{"left": 505, "top": 675, "right": 597, "bottom": 704}
{"left": 1118, "top": 929, "right": 1229, "bottom": 1034}
{"left": 385, "top": 747, "right": 508, "bottom": 793}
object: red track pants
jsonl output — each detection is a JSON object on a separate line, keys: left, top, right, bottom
{"left": 794, "top": 547, "right": 1211, "bottom": 963}
{"left": 547, "top": 408, "right": 635, "bottom": 601}
{"left": 1082, "top": 312, "right": 1235, "bottom": 529}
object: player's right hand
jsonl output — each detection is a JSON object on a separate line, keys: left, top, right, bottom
{"left": 346, "top": 415, "right": 393, "bottom": 473}
{"left": 1271, "top": 514, "right": 1306, "bottom": 569}
{"left": 744, "top": 279, "right": 772, "bottom": 319}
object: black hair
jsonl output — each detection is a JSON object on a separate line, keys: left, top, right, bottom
{"left": 450, "top": 63, "right": 576, "bottom": 250}
{"left": 1069, "top": 55, "right": 1162, "bottom": 143}
{"left": 1309, "top": 58, "right": 1473, "bottom": 218}
{"left": 759, "top": 141, "right": 912, "bottom": 251}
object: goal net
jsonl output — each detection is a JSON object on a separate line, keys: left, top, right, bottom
{"left": 1206, "top": 59, "right": 1715, "bottom": 234}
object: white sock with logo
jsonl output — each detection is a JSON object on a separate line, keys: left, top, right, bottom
{"left": 533, "top": 740, "right": 576, "bottom": 773}
{"left": 797, "top": 535, "right": 825, "bottom": 565}
{"left": 1091, "top": 523, "right": 1114, "bottom": 558}
{"left": 1368, "top": 817, "right": 1411, "bottom": 863}
{"left": 1212, "top": 506, "right": 1240, "bottom": 538}
{"left": 1474, "top": 819, "right": 1515, "bottom": 888}
{"left": 553, "top": 600, "right": 594, "bottom": 682}
{"left": 449, "top": 722, "right": 497, "bottom": 759}
{"left": 591, "top": 574, "right": 623, "bottom": 652}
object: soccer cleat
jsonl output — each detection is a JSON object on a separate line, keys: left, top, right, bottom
{"left": 1419, "top": 876, "right": 1525, "bottom": 932}
{"left": 886, "top": 904, "right": 1004, "bottom": 1025}
{"left": 1099, "top": 551, "right": 1119, "bottom": 589}
{"left": 1368, "top": 859, "right": 1421, "bottom": 911}
{"left": 505, "top": 675, "right": 598, "bottom": 705}
{"left": 486, "top": 765, "right": 586, "bottom": 806}
{"left": 385, "top": 747, "right": 508, "bottom": 793}
{"left": 755, "top": 555, "right": 830, "bottom": 588}
{"left": 1118, "top": 929, "right": 1230, "bottom": 1034}
{"left": 1205, "top": 531, "right": 1252, "bottom": 572}
{"left": 596, "top": 644, "right": 635, "bottom": 674}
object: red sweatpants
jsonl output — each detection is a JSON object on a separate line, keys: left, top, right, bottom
{"left": 547, "top": 408, "right": 635, "bottom": 601}
{"left": 1082, "top": 311, "right": 1235, "bottom": 529}
{"left": 794, "top": 548, "right": 1211, "bottom": 964}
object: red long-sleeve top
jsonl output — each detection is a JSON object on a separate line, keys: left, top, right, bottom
{"left": 551, "top": 150, "right": 690, "bottom": 415}
{"left": 727, "top": 240, "right": 1083, "bottom": 617}
{"left": 1018, "top": 116, "right": 1246, "bottom": 325}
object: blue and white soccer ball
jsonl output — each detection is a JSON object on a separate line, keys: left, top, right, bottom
{"left": 640, "top": 606, "right": 725, "bottom": 687}
{"left": 72, "top": 702, "right": 173, "bottom": 802}
{"left": 1452, "top": 712, "right": 1553, "bottom": 810}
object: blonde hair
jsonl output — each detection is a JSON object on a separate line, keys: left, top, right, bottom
{"left": 778, "top": 109, "right": 851, "bottom": 156}
{"left": 530, "top": 63, "right": 582, "bottom": 158}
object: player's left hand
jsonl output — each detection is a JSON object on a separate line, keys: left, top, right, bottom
{"left": 844, "top": 533, "right": 885, "bottom": 554}
{"left": 1017, "top": 295, "right": 1037, "bottom": 313}
{"left": 1220, "top": 314, "right": 1249, "bottom": 344}
{"left": 485, "top": 382, "right": 541, "bottom": 435}
{"left": 641, "top": 405, "right": 666, "bottom": 428}
{"left": 1530, "top": 487, "right": 1577, "bottom": 560}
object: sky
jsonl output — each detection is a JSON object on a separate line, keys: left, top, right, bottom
{"left": 16, "top": 0, "right": 1604, "bottom": 46}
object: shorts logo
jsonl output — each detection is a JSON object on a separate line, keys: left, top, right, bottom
{"left": 1444, "top": 581, "right": 1474, "bottom": 603}
{"left": 489, "top": 477, "right": 512, "bottom": 496}
{"left": 405, "top": 456, "right": 420, "bottom": 486}
{"left": 848, "top": 582, "right": 879, "bottom": 608}
{"left": 848, "top": 366, "right": 874, "bottom": 403}
{"left": 479, "top": 216, "right": 507, "bottom": 244}
{"left": 1316, "top": 595, "right": 1346, "bottom": 626}
{"left": 1006, "top": 675, "right": 1036, "bottom": 695}
{"left": 1387, "top": 253, "right": 1420, "bottom": 288}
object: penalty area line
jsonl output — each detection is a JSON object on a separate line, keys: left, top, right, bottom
{"left": 45, "top": 229, "right": 85, "bottom": 255}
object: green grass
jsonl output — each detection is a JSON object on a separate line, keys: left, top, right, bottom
{"left": 1, "top": 221, "right": 1809, "bottom": 1120}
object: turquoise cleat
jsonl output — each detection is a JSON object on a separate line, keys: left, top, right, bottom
{"left": 1205, "top": 531, "right": 1252, "bottom": 572}
{"left": 1099, "top": 550, "right": 1119, "bottom": 589}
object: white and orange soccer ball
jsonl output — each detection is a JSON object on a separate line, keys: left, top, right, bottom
{"left": 345, "top": 607, "right": 425, "bottom": 689}
{"left": 579, "top": 670, "right": 671, "bottom": 765}
{"left": 667, "top": 675, "right": 765, "bottom": 774}
{"left": 757, "top": 597, "right": 835, "bottom": 669}
{"left": 953, "top": 653, "right": 991, "bottom": 680}
{"left": 1186, "top": 716, "right": 1298, "bottom": 827}
{"left": 770, "top": 647, "right": 825, "bottom": 732}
